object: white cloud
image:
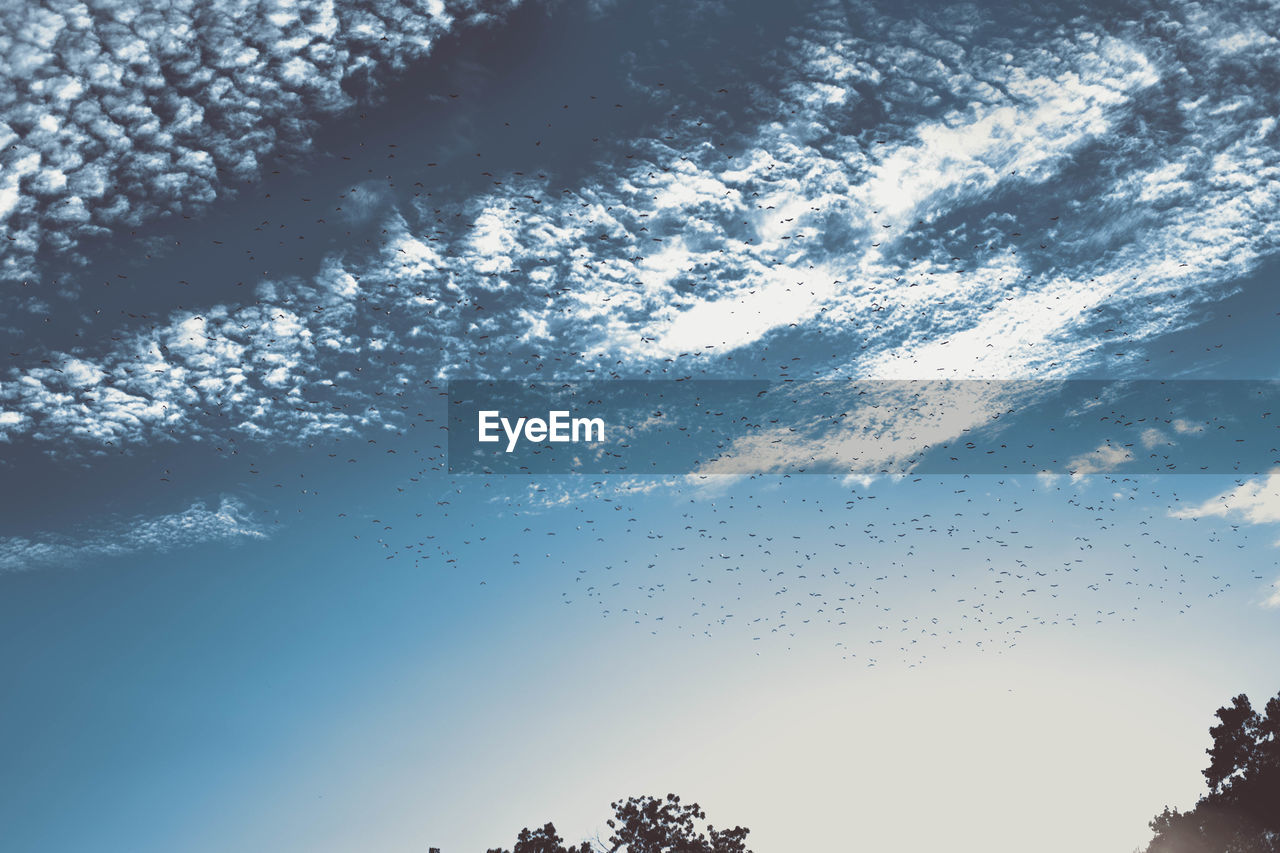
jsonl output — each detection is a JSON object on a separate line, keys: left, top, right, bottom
{"left": 0, "top": 258, "right": 377, "bottom": 448}
{"left": 1067, "top": 443, "right": 1133, "bottom": 478}
{"left": 1139, "top": 427, "right": 1171, "bottom": 449}
{"left": 0, "top": 496, "right": 267, "bottom": 572}
{"left": 1170, "top": 470, "right": 1280, "bottom": 525}
{"left": 860, "top": 37, "right": 1156, "bottom": 221}
{"left": 5, "top": 0, "right": 1280, "bottom": 465}
{"left": 1173, "top": 470, "right": 1280, "bottom": 609}
{"left": 0, "top": 0, "right": 518, "bottom": 281}
{"left": 694, "top": 380, "right": 1029, "bottom": 476}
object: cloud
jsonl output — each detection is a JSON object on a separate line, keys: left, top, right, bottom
{"left": 856, "top": 36, "right": 1156, "bottom": 221}
{"left": 1139, "top": 427, "right": 1171, "bottom": 449}
{"left": 691, "top": 380, "right": 1032, "bottom": 476}
{"left": 0, "top": 0, "right": 517, "bottom": 282}
{"left": 0, "top": 258, "right": 380, "bottom": 448}
{"left": 1172, "top": 470, "right": 1280, "bottom": 609}
{"left": 0, "top": 496, "right": 267, "bottom": 572}
{"left": 4, "top": 0, "right": 1280, "bottom": 465}
{"left": 1066, "top": 443, "right": 1134, "bottom": 478}
{"left": 392, "top": 0, "right": 1277, "bottom": 385}
{"left": 1170, "top": 469, "right": 1280, "bottom": 525}
{"left": 1035, "top": 470, "right": 1064, "bottom": 488}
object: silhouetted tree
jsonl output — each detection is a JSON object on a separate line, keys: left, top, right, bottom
{"left": 486, "top": 822, "right": 591, "bottom": 853}
{"left": 1144, "top": 690, "right": 1280, "bottom": 853}
{"left": 601, "top": 794, "right": 750, "bottom": 853}
{"left": 488, "top": 794, "right": 751, "bottom": 853}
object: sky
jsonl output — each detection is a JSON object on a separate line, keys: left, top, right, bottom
{"left": 1, "top": 0, "right": 1280, "bottom": 851}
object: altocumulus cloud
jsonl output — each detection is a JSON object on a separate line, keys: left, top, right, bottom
{"left": 0, "top": 258, "right": 382, "bottom": 448}
{"left": 0, "top": 496, "right": 266, "bottom": 572}
{"left": 0, "top": 0, "right": 518, "bottom": 281}
{"left": 2, "top": 0, "right": 1279, "bottom": 465}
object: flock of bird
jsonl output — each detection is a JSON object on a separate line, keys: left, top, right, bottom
{"left": 3, "top": 58, "right": 1274, "bottom": 671}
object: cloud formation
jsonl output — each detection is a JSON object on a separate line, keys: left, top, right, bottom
{"left": 1171, "top": 469, "right": 1280, "bottom": 527}
{"left": 1168, "top": 468, "right": 1280, "bottom": 607}
{"left": 0, "top": 496, "right": 266, "bottom": 572}
{"left": 0, "top": 0, "right": 516, "bottom": 281}
{"left": 0, "top": 259, "right": 382, "bottom": 447}
{"left": 2, "top": 0, "right": 1279, "bottom": 468}
{"left": 1066, "top": 442, "right": 1135, "bottom": 479}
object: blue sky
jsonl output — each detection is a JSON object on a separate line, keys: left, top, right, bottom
{"left": 2, "top": 1, "right": 1280, "bottom": 851}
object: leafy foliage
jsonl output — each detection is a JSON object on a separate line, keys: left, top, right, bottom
{"left": 486, "top": 822, "right": 592, "bottom": 853}
{"left": 1144, "top": 690, "right": 1280, "bottom": 853}
{"left": 487, "top": 794, "right": 751, "bottom": 853}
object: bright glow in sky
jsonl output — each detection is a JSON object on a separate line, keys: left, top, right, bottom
{"left": 2, "top": 1, "right": 1280, "bottom": 852}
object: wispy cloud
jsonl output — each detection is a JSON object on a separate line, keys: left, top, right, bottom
{"left": 1067, "top": 443, "right": 1134, "bottom": 479}
{"left": 0, "top": 496, "right": 267, "bottom": 572}
{"left": 692, "top": 380, "right": 1032, "bottom": 476}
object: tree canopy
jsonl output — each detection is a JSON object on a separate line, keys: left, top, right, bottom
{"left": 1144, "top": 690, "right": 1280, "bottom": 853}
{"left": 487, "top": 794, "right": 751, "bottom": 853}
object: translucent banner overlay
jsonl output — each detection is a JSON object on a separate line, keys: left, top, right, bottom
{"left": 447, "top": 380, "right": 1280, "bottom": 475}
